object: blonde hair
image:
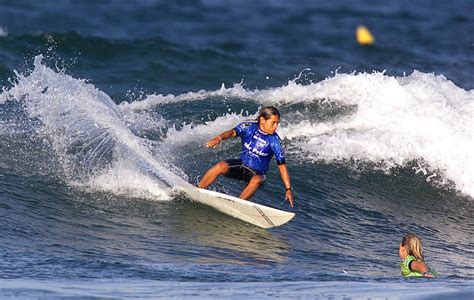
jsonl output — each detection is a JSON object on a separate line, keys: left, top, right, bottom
{"left": 402, "top": 233, "right": 425, "bottom": 262}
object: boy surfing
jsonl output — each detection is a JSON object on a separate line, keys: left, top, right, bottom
{"left": 198, "top": 106, "right": 294, "bottom": 207}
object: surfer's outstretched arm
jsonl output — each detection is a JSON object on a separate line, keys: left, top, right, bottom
{"left": 197, "top": 129, "right": 237, "bottom": 189}
{"left": 278, "top": 164, "right": 294, "bottom": 208}
{"left": 205, "top": 129, "right": 237, "bottom": 148}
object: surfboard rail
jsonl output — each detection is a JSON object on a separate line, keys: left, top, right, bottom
{"left": 180, "top": 187, "right": 295, "bottom": 228}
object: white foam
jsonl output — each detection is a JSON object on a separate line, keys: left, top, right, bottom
{"left": 3, "top": 55, "right": 472, "bottom": 198}
{"left": 1, "top": 55, "right": 186, "bottom": 199}
{"left": 139, "top": 70, "right": 473, "bottom": 197}
{"left": 119, "top": 83, "right": 250, "bottom": 111}
{"left": 277, "top": 71, "right": 473, "bottom": 196}
{"left": 162, "top": 112, "right": 251, "bottom": 148}
{"left": 81, "top": 159, "right": 171, "bottom": 200}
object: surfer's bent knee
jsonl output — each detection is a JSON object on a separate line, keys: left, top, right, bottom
{"left": 215, "top": 160, "right": 229, "bottom": 174}
{"left": 249, "top": 174, "right": 265, "bottom": 186}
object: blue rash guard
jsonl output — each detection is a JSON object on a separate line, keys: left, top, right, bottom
{"left": 233, "top": 121, "right": 286, "bottom": 173}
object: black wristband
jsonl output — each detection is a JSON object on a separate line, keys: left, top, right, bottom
{"left": 286, "top": 187, "right": 292, "bottom": 191}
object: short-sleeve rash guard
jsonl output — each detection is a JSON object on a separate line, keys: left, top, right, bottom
{"left": 233, "top": 121, "right": 285, "bottom": 172}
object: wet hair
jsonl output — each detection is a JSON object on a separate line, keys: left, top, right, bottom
{"left": 402, "top": 233, "right": 424, "bottom": 262}
{"left": 256, "top": 106, "right": 280, "bottom": 122}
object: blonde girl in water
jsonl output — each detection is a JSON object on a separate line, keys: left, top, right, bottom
{"left": 399, "top": 233, "right": 437, "bottom": 278}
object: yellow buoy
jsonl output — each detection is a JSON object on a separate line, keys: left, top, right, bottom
{"left": 356, "top": 25, "right": 374, "bottom": 45}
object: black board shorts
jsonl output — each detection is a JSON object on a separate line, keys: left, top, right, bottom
{"left": 224, "top": 159, "right": 266, "bottom": 183}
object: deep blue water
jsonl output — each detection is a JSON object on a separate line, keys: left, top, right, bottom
{"left": 0, "top": 1, "right": 473, "bottom": 299}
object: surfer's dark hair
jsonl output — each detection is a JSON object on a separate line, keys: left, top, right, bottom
{"left": 257, "top": 106, "right": 280, "bottom": 121}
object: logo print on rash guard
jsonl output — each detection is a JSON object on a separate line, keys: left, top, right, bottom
{"left": 250, "top": 134, "right": 269, "bottom": 157}
{"left": 234, "top": 122, "right": 285, "bottom": 172}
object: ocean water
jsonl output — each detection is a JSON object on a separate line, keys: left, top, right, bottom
{"left": 0, "top": 0, "right": 473, "bottom": 299}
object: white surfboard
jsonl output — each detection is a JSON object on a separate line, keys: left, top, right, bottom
{"left": 180, "top": 186, "right": 295, "bottom": 228}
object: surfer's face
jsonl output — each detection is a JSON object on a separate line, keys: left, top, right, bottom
{"left": 259, "top": 114, "right": 280, "bottom": 134}
{"left": 399, "top": 243, "right": 407, "bottom": 259}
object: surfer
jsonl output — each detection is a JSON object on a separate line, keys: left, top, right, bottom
{"left": 198, "top": 106, "right": 294, "bottom": 207}
{"left": 399, "top": 233, "right": 438, "bottom": 278}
